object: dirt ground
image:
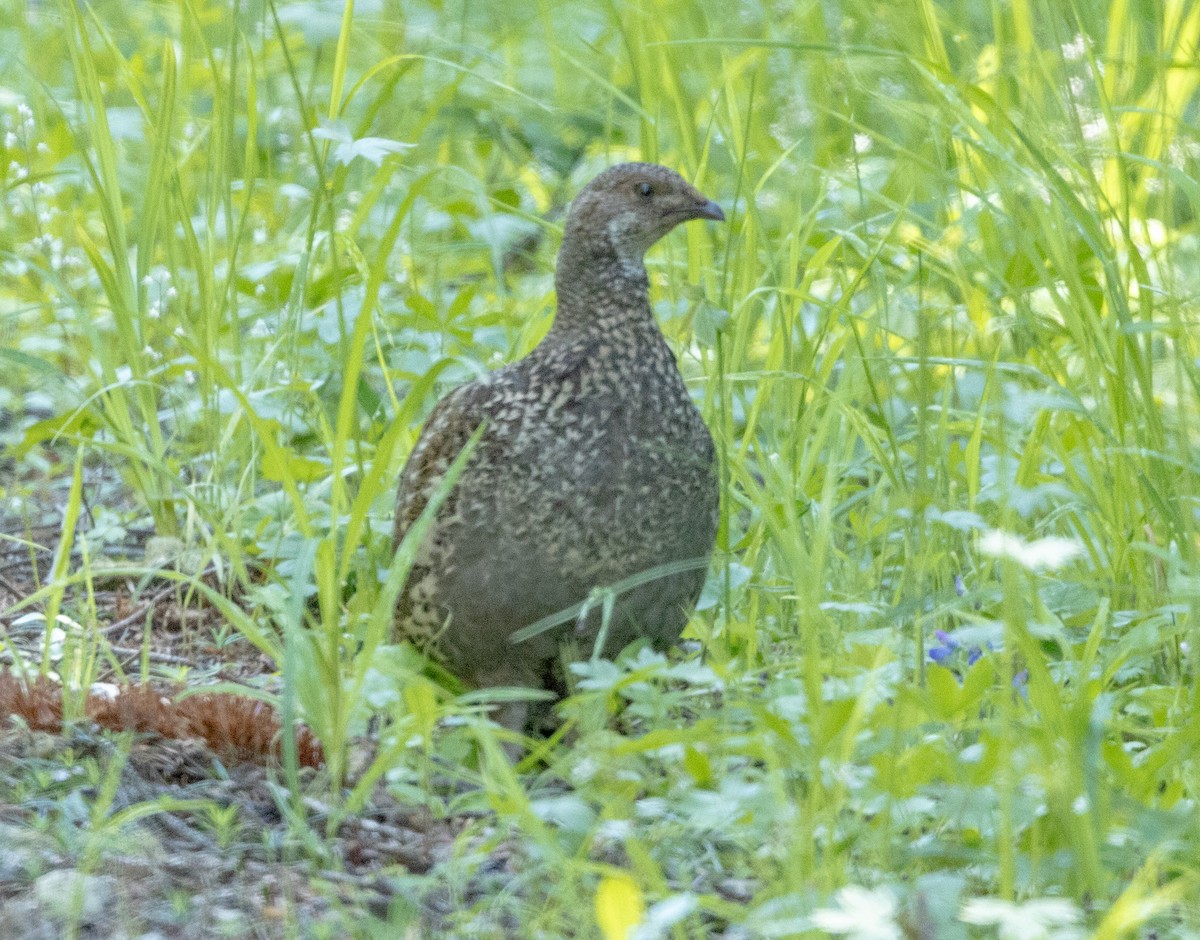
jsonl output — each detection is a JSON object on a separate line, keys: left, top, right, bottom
{"left": 0, "top": 474, "right": 492, "bottom": 938}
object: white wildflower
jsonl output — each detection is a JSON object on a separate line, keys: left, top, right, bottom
{"left": 853, "top": 133, "right": 872, "bottom": 154}
{"left": 961, "top": 897, "right": 1085, "bottom": 940}
{"left": 1081, "top": 117, "right": 1107, "bottom": 142}
{"left": 248, "top": 318, "right": 271, "bottom": 338}
{"left": 979, "top": 530, "right": 1082, "bottom": 571}
{"left": 1061, "top": 34, "right": 1087, "bottom": 62}
{"left": 810, "top": 886, "right": 902, "bottom": 940}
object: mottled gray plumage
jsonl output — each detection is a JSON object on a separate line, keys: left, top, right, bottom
{"left": 394, "top": 163, "right": 724, "bottom": 725}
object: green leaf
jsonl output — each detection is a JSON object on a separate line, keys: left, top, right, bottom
{"left": 261, "top": 450, "right": 329, "bottom": 483}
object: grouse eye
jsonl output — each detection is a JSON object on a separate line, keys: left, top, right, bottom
{"left": 637, "top": 181, "right": 653, "bottom": 198}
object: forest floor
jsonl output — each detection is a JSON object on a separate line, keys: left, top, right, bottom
{"left": 0, "top": 482, "right": 492, "bottom": 939}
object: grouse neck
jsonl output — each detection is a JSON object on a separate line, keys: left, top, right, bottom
{"left": 550, "top": 240, "right": 660, "bottom": 340}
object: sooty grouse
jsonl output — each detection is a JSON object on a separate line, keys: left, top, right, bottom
{"left": 394, "top": 162, "right": 724, "bottom": 728}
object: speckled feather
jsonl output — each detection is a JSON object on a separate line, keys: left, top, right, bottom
{"left": 394, "top": 163, "right": 723, "bottom": 703}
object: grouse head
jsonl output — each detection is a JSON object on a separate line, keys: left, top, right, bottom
{"left": 562, "top": 162, "right": 724, "bottom": 273}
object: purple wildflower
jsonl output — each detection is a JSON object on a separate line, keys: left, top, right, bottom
{"left": 929, "top": 630, "right": 985, "bottom": 678}
{"left": 929, "top": 630, "right": 958, "bottom": 663}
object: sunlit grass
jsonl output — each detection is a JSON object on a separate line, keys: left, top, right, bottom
{"left": 2, "top": 0, "right": 1199, "bottom": 934}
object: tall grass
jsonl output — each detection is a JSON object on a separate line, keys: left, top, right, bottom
{"left": 2, "top": 0, "right": 1199, "bottom": 933}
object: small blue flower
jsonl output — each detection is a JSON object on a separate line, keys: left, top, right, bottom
{"left": 928, "top": 630, "right": 985, "bottom": 678}
{"left": 929, "top": 630, "right": 958, "bottom": 663}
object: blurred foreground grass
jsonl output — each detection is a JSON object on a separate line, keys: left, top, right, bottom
{"left": 1, "top": 0, "right": 1199, "bottom": 935}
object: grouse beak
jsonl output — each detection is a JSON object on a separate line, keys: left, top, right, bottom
{"left": 694, "top": 199, "right": 725, "bottom": 222}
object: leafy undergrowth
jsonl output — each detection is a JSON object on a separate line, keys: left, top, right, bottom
{"left": 3, "top": 0, "right": 1200, "bottom": 937}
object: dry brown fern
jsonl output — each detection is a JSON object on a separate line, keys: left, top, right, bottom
{"left": 0, "top": 670, "right": 323, "bottom": 768}
{"left": 0, "top": 673, "right": 62, "bottom": 731}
